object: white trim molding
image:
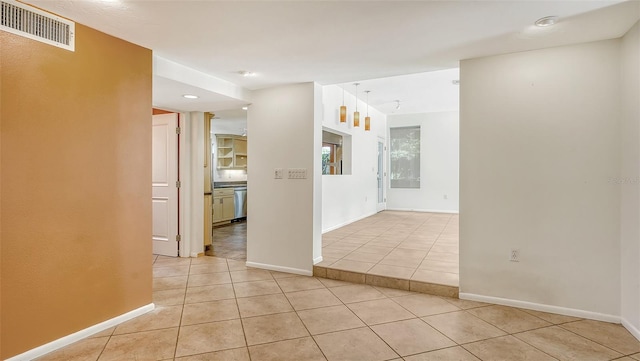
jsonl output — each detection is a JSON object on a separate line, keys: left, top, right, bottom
{"left": 245, "top": 261, "right": 312, "bottom": 276}
{"left": 178, "top": 112, "right": 189, "bottom": 258}
{"left": 386, "top": 208, "right": 459, "bottom": 214}
{"left": 178, "top": 111, "right": 205, "bottom": 259}
{"left": 6, "top": 303, "right": 155, "bottom": 361}
{"left": 322, "top": 211, "right": 378, "bottom": 233}
{"left": 622, "top": 318, "right": 640, "bottom": 341}
{"left": 460, "top": 293, "right": 620, "bottom": 323}
{"left": 313, "top": 256, "right": 323, "bottom": 265}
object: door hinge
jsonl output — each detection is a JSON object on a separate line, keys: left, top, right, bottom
{"left": 176, "top": 180, "right": 181, "bottom": 188}
{"left": 176, "top": 127, "right": 181, "bottom": 134}
{"left": 176, "top": 234, "right": 181, "bottom": 243}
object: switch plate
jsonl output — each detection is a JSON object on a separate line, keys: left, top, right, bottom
{"left": 510, "top": 249, "right": 520, "bottom": 262}
{"left": 288, "top": 168, "right": 307, "bottom": 179}
{"left": 274, "top": 168, "right": 283, "bottom": 179}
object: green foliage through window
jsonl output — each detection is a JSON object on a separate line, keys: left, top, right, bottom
{"left": 390, "top": 126, "right": 420, "bottom": 188}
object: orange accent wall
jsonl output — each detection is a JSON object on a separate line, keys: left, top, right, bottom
{"left": 153, "top": 108, "right": 174, "bottom": 115}
{"left": 1, "top": 24, "right": 153, "bottom": 358}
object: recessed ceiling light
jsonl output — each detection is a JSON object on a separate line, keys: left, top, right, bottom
{"left": 239, "top": 71, "right": 256, "bottom": 77}
{"left": 182, "top": 94, "right": 199, "bottom": 99}
{"left": 535, "top": 16, "right": 558, "bottom": 27}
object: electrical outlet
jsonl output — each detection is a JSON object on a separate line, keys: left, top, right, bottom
{"left": 510, "top": 249, "right": 520, "bottom": 262}
{"left": 288, "top": 168, "right": 307, "bottom": 179}
{"left": 274, "top": 168, "right": 283, "bottom": 179}
{"left": 443, "top": 194, "right": 448, "bottom": 200}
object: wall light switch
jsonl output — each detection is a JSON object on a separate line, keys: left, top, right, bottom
{"left": 288, "top": 168, "right": 307, "bottom": 179}
{"left": 510, "top": 249, "right": 520, "bottom": 262}
{"left": 274, "top": 168, "right": 283, "bottom": 179}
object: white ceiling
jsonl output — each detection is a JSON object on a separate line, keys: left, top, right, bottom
{"left": 28, "top": 0, "right": 640, "bottom": 114}
{"left": 344, "top": 68, "right": 460, "bottom": 115}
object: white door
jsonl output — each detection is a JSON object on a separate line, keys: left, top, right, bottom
{"left": 152, "top": 113, "right": 179, "bottom": 256}
{"left": 377, "top": 140, "right": 386, "bottom": 212}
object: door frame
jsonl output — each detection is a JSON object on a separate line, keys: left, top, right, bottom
{"left": 178, "top": 111, "right": 206, "bottom": 258}
{"left": 376, "top": 137, "right": 387, "bottom": 212}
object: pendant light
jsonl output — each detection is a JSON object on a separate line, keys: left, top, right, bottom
{"left": 339, "top": 86, "right": 347, "bottom": 123}
{"left": 364, "top": 90, "right": 371, "bottom": 131}
{"left": 353, "top": 83, "right": 360, "bottom": 127}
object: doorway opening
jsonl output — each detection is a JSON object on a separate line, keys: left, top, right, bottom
{"left": 205, "top": 109, "right": 249, "bottom": 261}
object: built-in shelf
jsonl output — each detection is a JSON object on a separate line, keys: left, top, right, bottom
{"left": 216, "top": 134, "right": 248, "bottom": 169}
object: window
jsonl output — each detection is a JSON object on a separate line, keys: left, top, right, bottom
{"left": 322, "top": 130, "right": 344, "bottom": 175}
{"left": 390, "top": 126, "right": 420, "bottom": 188}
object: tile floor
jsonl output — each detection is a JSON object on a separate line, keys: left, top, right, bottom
{"left": 207, "top": 221, "right": 247, "bottom": 260}
{"left": 36, "top": 254, "right": 640, "bottom": 361}
{"left": 319, "top": 211, "right": 459, "bottom": 288}
{"left": 207, "top": 211, "right": 459, "bottom": 292}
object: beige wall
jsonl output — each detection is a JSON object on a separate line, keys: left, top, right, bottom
{"left": 247, "top": 83, "right": 321, "bottom": 273}
{"left": 460, "top": 39, "right": 622, "bottom": 316}
{"left": 1, "top": 24, "right": 152, "bottom": 358}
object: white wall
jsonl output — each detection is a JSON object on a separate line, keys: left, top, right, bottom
{"left": 321, "top": 85, "right": 387, "bottom": 232}
{"left": 460, "top": 39, "right": 622, "bottom": 318}
{"left": 386, "top": 112, "right": 459, "bottom": 213}
{"left": 620, "top": 21, "right": 640, "bottom": 336}
{"left": 247, "top": 83, "right": 321, "bottom": 274}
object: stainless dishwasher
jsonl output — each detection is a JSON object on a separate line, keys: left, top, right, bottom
{"left": 234, "top": 187, "right": 247, "bottom": 219}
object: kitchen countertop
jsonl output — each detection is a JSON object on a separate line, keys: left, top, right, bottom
{"left": 214, "top": 182, "right": 247, "bottom": 189}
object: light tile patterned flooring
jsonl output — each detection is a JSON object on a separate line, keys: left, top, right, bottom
{"left": 37, "top": 255, "right": 640, "bottom": 361}
{"left": 320, "top": 211, "right": 460, "bottom": 287}
{"left": 208, "top": 221, "right": 247, "bottom": 260}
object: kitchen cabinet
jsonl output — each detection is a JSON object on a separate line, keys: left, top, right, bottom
{"left": 216, "top": 134, "right": 247, "bottom": 169}
{"left": 213, "top": 188, "right": 235, "bottom": 223}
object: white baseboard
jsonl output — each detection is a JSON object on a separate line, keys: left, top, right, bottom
{"left": 459, "top": 293, "right": 620, "bottom": 324}
{"left": 245, "top": 261, "right": 312, "bottom": 276}
{"left": 622, "top": 317, "right": 640, "bottom": 341}
{"left": 386, "top": 208, "right": 459, "bottom": 214}
{"left": 6, "top": 303, "right": 155, "bottom": 361}
{"left": 313, "top": 256, "right": 323, "bottom": 265}
{"left": 322, "top": 211, "right": 378, "bottom": 233}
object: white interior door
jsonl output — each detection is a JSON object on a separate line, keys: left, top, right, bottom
{"left": 152, "top": 113, "right": 179, "bottom": 256}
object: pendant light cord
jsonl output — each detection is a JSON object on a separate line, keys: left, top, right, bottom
{"left": 354, "top": 83, "right": 359, "bottom": 111}
{"left": 366, "top": 91, "right": 369, "bottom": 116}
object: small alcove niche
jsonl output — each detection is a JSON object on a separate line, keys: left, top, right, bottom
{"left": 322, "top": 129, "right": 352, "bottom": 175}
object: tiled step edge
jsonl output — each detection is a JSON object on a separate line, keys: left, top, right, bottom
{"left": 313, "top": 265, "right": 459, "bottom": 298}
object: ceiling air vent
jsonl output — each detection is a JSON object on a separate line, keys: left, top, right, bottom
{"left": 1, "top": 0, "right": 74, "bottom": 51}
